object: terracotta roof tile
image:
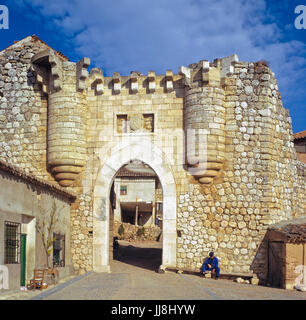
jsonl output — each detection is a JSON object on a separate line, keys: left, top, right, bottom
{"left": 116, "top": 167, "right": 156, "bottom": 178}
{"left": 293, "top": 130, "right": 306, "bottom": 140}
{"left": 3, "top": 35, "right": 69, "bottom": 61}
{"left": 31, "top": 35, "right": 69, "bottom": 61}
{"left": 269, "top": 218, "right": 306, "bottom": 243}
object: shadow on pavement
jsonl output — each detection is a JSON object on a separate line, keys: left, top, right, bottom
{"left": 113, "top": 242, "right": 162, "bottom": 272}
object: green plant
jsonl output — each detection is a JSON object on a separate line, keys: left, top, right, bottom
{"left": 118, "top": 224, "right": 125, "bottom": 236}
{"left": 36, "top": 200, "right": 62, "bottom": 268}
{"left": 137, "top": 227, "right": 145, "bottom": 237}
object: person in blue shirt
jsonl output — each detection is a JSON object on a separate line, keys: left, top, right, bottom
{"left": 201, "top": 252, "right": 220, "bottom": 279}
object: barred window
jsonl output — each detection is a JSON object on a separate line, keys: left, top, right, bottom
{"left": 4, "top": 221, "right": 21, "bottom": 264}
{"left": 53, "top": 234, "right": 65, "bottom": 267}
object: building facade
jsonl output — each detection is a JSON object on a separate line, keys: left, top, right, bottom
{"left": 113, "top": 165, "right": 158, "bottom": 227}
{"left": 0, "top": 35, "right": 305, "bottom": 283}
{"left": 266, "top": 218, "right": 306, "bottom": 290}
{"left": 293, "top": 131, "right": 306, "bottom": 164}
{"left": 0, "top": 160, "right": 75, "bottom": 289}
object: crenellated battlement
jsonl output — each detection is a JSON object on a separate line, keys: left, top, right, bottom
{"left": 74, "top": 55, "right": 239, "bottom": 97}
{"left": 76, "top": 57, "right": 91, "bottom": 91}
{"left": 26, "top": 42, "right": 286, "bottom": 188}
{"left": 28, "top": 48, "right": 251, "bottom": 186}
{"left": 86, "top": 69, "right": 183, "bottom": 95}
{"left": 89, "top": 67, "right": 104, "bottom": 95}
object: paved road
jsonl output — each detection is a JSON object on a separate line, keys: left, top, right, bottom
{"left": 29, "top": 241, "right": 306, "bottom": 300}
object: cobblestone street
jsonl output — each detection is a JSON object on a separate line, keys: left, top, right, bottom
{"left": 1, "top": 241, "right": 305, "bottom": 301}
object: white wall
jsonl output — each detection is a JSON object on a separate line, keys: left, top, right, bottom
{"left": 116, "top": 178, "right": 155, "bottom": 203}
{"left": 114, "top": 178, "right": 156, "bottom": 224}
{"left": 0, "top": 169, "right": 73, "bottom": 289}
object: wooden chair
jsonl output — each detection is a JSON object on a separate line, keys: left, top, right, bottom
{"left": 29, "top": 269, "right": 45, "bottom": 291}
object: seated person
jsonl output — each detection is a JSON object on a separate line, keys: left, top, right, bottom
{"left": 201, "top": 251, "right": 220, "bottom": 279}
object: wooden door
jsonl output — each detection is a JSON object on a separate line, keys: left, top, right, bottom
{"left": 268, "top": 241, "right": 284, "bottom": 288}
{"left": 20, "top": 234, "right": 27, "bottom": 286}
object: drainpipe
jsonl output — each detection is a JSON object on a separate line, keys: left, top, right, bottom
{"left": 152, "top": 204, "right": 156, "bottom": 227}
{"left": 135, "top": 205, "right": 139, "bottom": 227}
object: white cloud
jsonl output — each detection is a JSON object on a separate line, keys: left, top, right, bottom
{"left": 14, "top": 0, "right": 306, "bottom": 111}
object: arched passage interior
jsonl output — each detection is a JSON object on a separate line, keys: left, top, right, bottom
{"left": 92, "top": 140, "right": 177, "bottom": 272}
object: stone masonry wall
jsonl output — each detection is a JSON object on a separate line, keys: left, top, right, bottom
{"left": 0, "top": 37, "right": 53, "bottom": 180}
{"left": 176, "top": 60, "right": 306, "bottom": 281}
{"left": 295, "top": 161, "right": 306, "bottom": 217}
{"left": 113, "top": 221, "right": 161, "bottom": 241}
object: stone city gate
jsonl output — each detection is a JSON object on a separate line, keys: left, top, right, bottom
{"left": 0, "top": 35, "right": 305, "bottom": 282}
{"left": 92, "top": 139, "right": 177, "bottom": 272}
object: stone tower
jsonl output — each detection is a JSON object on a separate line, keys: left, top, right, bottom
{"left": 31, "top": 50, "right": 90, "bottom": 187}
{"left": 182, "top": 58, "right": 229, "bottom": 185}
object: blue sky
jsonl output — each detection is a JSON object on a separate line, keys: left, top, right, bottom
{"left": 1, "top": 0, "right": 305, "bottom": 133}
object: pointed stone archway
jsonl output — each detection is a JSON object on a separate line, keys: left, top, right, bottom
{"left": 92, "top": 138, "right": 177, "bottom": 272}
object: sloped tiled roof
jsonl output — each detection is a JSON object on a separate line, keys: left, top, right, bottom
{"left": 293, "top": 130, "right": 306, "bottom": 140}
{"left": 31, "top": 35, "right": 69, "bottom": 61}
{"left": 268, "top": 218, "right": 306, "bottom": 243}
{"left": 116, "top": 167, "right": 156, "bottom": 178}
{"left": 1, "top": 35, "right": 69, "bottom": 61}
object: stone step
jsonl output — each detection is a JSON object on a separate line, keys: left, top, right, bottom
{"left": 165, "top": 267, "right": 255, "bottom": 280}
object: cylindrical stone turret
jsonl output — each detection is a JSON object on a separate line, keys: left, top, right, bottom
{"left": 47, "top": 61, "right": 88, "bottom": 187}
{"left": 31, "top": 50, "right": 89, "bottom": 187}
{"left": 183, "top": 61, "right": 226, "bottom": 184}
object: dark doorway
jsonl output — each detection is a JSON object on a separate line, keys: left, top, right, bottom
{"left": 268, "top": 241, "right": 285, "bottom": 288}
{"left": 121, "top": 209, "right": 135, "bottom": 224}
